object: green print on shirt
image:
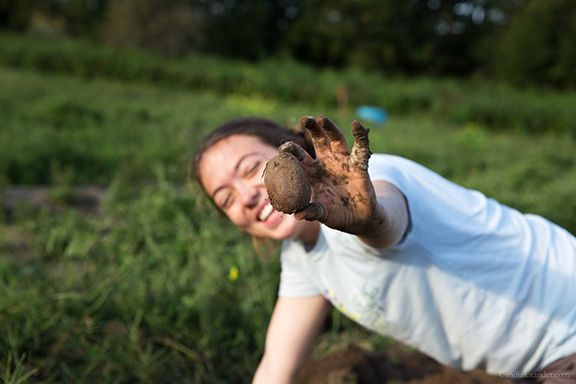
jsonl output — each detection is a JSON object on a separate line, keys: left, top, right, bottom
{"left": 323, "top": 284, "right": 391, "bottom": 333}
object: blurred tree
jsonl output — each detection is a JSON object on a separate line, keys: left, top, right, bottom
{"left": 36, "top": 0, "right": 108, "bottom": 38}
{"left": 9, "top": 0, "right": 567, "bottom": 85}
{"left": 494, "top": 0, "right": 576, "bottom": 89}
{"left": 285, "top": 0, "right": 430, "bottom": 72}
{"left": 285, "top": 0, "right": 525, "bottom": 76}
{"left": 0, "top": 0, "right": 108, "bottom": 38}
{"left": 198, "top": 0, "right": 298, "bottom": 60}
{"left": 100, "top": 0, "right": 298, "bottom": 59}
{"left": 0, "top": 0, "right": 36, "bottom": 32}
{"left": 424, "top": 0, "right": 518, "bottom": 75}
{"left": 101, "top": 0, "right": 205, "bottom": 57}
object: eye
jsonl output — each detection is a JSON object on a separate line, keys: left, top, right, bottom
{"left": 243, "top": 160, "right": 261, "bottom": 177}
{"left": 215, "top": 190, "right": 233, "bottom": 210}
{"left": 222, "top": 193, "right": 234, "bottom": 209}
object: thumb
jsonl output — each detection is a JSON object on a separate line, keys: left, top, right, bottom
{"left": 294, "top": 202, "right": 326, "bottom": 222}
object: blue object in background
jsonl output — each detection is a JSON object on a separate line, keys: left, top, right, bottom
{"left": 356, "top": 105, "right": 388, "bottom": 125}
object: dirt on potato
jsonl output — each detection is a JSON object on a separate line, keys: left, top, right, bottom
{"left": 263, "top": 152, "right": 311, "bottom": 214}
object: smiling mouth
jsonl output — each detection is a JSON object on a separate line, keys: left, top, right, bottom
{"left": 259, "top": 203, "right": 274, "bottom": 221}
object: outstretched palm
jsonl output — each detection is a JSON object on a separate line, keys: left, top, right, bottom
{"left": 278, "top": 116, "right": 383, "bottom": 236}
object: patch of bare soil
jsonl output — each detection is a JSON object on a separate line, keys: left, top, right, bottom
{"left": 298, "top": 346, "right": 512, "bottom": 384}
{"left": 2, "top": 185, "right": 107, "bottom": 221}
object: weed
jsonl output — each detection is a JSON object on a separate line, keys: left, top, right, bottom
{"left": 0, "top": 353, "right": 39, "bottom": 384}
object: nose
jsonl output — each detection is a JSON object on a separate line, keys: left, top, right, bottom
{"left": 238, "top": 181, "right": 260, "bottom": 208}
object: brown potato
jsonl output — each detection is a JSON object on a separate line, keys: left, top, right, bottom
{"left": 263, "top": 152, "right": 311, "bottom": 214}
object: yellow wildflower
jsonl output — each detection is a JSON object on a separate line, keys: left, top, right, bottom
{"left": 229, "top": 266, "right": 239, "bottom": 281}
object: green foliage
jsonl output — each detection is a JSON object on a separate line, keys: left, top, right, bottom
{"left": 434, "top": 84, "right": 576, "bottom": 134}
{"left": 101, "top": 0, "right": 205, "bottom": 57}
{"left": 1, "top": 178, "right": 281, "bottom": 383}
{"left": 494, "top": 0, "right": 576, "bottom": 89}
{"left": 0, "top": 0, "right": 107, "bottom": 37}
{"left": 9, "top": 0, "right": 576, "bottom": 87}
{"left": 1, "top": 33, "right": 575, "bottom": 140}
{"left": 0, "top": 66, "right": 306, "bottom": 185}
{"left": 1, "top": 47, "right": 576, "bottom": 383}
{"left": 0, "top": 353, "right": 38, "bottom": 384}
{"left": 1, "top": 0, "right": 532, "bottom": 79}
{"left": 287, "top": 0, "right": 439, "bottom": 73}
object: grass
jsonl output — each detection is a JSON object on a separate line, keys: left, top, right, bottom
{"left": 2, "top": 179, "right": 281, "bottom": 383}
{"left": 1, "top": 33, "right": 576, "bottom": 135}
{"left": 1, "top": 44, "right": 576, "bottom": 383}
{"left": 0, "top": 67, "right": 313, "bottom": 186}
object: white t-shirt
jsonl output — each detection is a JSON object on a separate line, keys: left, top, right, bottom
{"left": 279, "top": 154, "right": 576, "bottom": 375}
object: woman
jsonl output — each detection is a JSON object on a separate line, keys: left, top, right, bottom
{"left": 191, "top": 115, "right": 576, "bottom": 384}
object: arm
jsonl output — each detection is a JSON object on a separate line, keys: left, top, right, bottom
{"left": 360, "top": 180, "right": 409, "bottom": 249}
{"left": 252, "top": 295, "right": 331, "bottom": 384}
{"left": 277, "top": 116, "right": 409, "bottom": 249}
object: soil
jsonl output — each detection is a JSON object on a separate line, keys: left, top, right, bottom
{"left": 1, "top": 186, "right": 513, "bottom": 384}
{"left": 298, "top": 347, "right": 512, "bottom": 384}
{"left": 2, "top": 185, "right": 107, "bottom": 221}
{"left": 298, "top": 345, "right": 512, "bottom": 384}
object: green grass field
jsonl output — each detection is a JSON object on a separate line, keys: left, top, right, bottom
{"left": 1, "top": 37, "right": 576, "bottom": 383}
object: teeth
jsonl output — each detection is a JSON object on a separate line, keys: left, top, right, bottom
{"left": 259, "top": 203, "right": 274, "bottom": 221}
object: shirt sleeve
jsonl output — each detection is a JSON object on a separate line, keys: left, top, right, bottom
{"left": 277, "top": 242, "right": 322, "bottom": 298}
{"left": 368, "top": 154, "right": 407, "bottom": 186}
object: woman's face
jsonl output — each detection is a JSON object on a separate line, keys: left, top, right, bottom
{"left": 198, "top": 134, "right": 318, "bottom": 243}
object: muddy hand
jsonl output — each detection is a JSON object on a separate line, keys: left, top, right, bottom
{"left": 279, "top": 115, "right": 380, "bottom": 236}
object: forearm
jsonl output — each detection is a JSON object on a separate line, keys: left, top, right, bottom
{"left": 251, "top": 296, "right": 330, "bottom": 384}
{"left": 357, "top": 181, "right": 410, "bottom": 249}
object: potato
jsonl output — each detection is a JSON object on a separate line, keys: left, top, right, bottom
{"left": 263, "top": 152, "right": 311, "bottom": 214}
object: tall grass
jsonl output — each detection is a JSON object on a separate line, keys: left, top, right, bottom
{"left": 0, "top": 67, "right": 311, "bottom": 186}
{"left": 2, "top": 177, "right": 282, "bottom": 383}
{"left": 1, "top": 33, "right": 576, "bottom": 135}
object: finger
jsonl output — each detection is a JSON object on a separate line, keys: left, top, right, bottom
{"left": 317, "top": 115, "right": 349, "bottom": 154}
{"left": 350, "top": 120, "right": 372, "bottom": 171}
{"left": 299, "top": 116, "right": 330, "bottom": 152}
{"left": 278, "top": 141, "right": 315, "bottom": 166}
{"left": 294, "top": 202, "right": 326, "bottom": 222}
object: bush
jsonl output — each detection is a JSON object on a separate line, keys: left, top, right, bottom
{"left": 494, "top": 0, "right": 576, "bottom": 89}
